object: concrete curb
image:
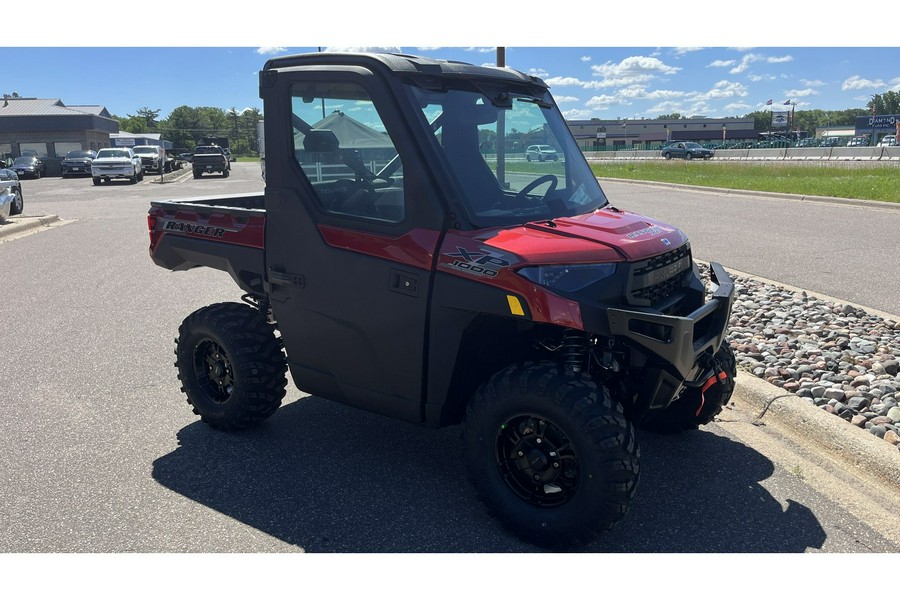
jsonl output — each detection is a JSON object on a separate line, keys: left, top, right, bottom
{"left": 0, "top": 214, "right": 61, "bottom": 240}
{"left": 731, "top": 372, "right": 900, "bottom": 491}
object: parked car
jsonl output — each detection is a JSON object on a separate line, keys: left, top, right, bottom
{"left": 847, "top": 137, "right": 869, "bottom": 147}
{"left": 132, "top": 145, "right": 166, "bottom": 174}
{"left": 10, "top": 156, "right": 45, "bottom": 179}
{"left": 661, "top": 141, "right": 714, "bottom": 160}
{"left": 820, "top": 137, "right": 842, "bottom": 147}
{"left": 177, "top": 152, "right": 193, "bottom": 163}
{"left": 796, "top": 137, "right": 820, "bottom": 148}
{"left": 60, "top": 150, "right": 97, "bottom": 177}
{"left": 223, "top": 148, "right": 237, "bottom": 162}
{"left": 0, "top": 167, "right": 24, "bottom": 220}
{"left": 525, "top": 145, "right": 558, "bottom": 162}
{"left": 91, "top": 147, "right": 143, "bottom": 185}
{"left": 878, "top": 135, "right": 897, "bottom": 147}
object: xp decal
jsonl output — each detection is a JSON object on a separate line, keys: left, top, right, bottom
{"left": 442, "top": 246, "right": 512, "bottom": 278}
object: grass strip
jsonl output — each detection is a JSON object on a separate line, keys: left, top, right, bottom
{"left": 590, "top": 162, "right": 900, "bottom": 203}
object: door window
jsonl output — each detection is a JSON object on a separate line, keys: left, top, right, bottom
{"left": 290, "top": 82, "right": 405, "bottom": 223}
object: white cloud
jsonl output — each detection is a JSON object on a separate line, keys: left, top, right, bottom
{"left": 465, "top": 47, "right": 495, "bottom": 53}
{"left": 708, "top": 60, "right": 736, "bottom": 68}
{"left": 586, "top": 94, "right": 623, "bottom": 109}
{"left": 784, "top": 88, "right": 819, "bottom": 98}
{"left": 553, "top": 95, "right": 580, "bottom": 103}
{"left": 591, "top": 56, "right": 681, "bottom": 79}
{"left": 842, "top": 75, "right": 886, "bottom": 90}
{"left": 545, "top": 76, "right": 586, "bottom": 87}
{"left": 747, "top": 74, "right": 776, "bottom": 82}
{"left": 767, "top": 55, "right": 793, "bottom": 63}
{"left": 674, "top": 47, "right": 704, "bottom": 55}
{"left": 729, "top": 53, "right": 765, "bottom": 74}
{"left": 256, "top": 47, "right": 287, "bottom": 55}
{"left": 724, "top": 102, "right": 752, "bottom": 111}
{"left": 580, "top": 56, "right": 591, "bottom": 62}
{"left": 800, "top": 79, "right": 825, "bottom": 87}
{"left": 562, "top": 108, "right": 595, "bottom": 120}
{"left": 528, "top": 68, "right": 550, "bottom": 78}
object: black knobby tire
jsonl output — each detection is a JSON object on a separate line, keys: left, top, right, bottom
{"left": 193, "top": 170, "right": 201, "bottom": 179}
{"left": 174, "top": 302, "right": 287, "bottom": 431}
{"left": 92, "top": 177, "right": 101, "bottom": 185}
{"left": 464, "top": 361, "right": 640, "bottom": 547}
{"left": 639, "top": 344, "right": 737, "bottom": 434}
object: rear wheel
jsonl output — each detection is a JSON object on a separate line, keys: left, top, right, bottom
{"left": 639, "top": 344, "right": 737, "bottom": 434}
{"left": 464, "top": 361, "right": 640, "bottom": 547}
{"left": 193, "top": 170, "right": 201, "bottom": 179}
{"left": 664, "top": 152, "right": 672, "bottom": 160}
{"left": 175, "top": 302, "right": 287, "bottom": 431}
{"left": 685, "top": 153, "right": 693, "bottom": 160}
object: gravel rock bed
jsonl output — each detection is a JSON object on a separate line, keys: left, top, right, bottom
{"left": 699, "top": 264, "right": 900, "bottom": 452}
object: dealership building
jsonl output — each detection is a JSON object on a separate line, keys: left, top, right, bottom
{"left": 0, "top": 96, "right": 119, "bottom": 175}
{"left": 566, "top": 117, "right": 758, "bottom": 150}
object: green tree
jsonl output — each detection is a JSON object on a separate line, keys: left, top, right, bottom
{"left": 111, "top": 114, "right": 149, "bottom": 134}
{"left": 129, "top": 106, "right": 161, "bottom": 129}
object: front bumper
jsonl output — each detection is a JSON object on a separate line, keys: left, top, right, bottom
{"left": 92, "top": 165, "right": 136, "bottom": 178}
{"left": 607, "top": 262, "right": 735, "bottom": 410}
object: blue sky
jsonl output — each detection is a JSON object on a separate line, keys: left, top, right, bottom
{"left": 5, "top": 3, "right": 898, "bottom": 121}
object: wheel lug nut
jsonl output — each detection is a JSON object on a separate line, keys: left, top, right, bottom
{"left": 536, "top": 438, "right": 542, "bottom": 444}
{"left": 553, "top": 462, "right": 560, "bottom": 469}
{"left": 517, "top": 451, "right": 524, "bottom": 457}
{"left": 533, "top": 474, "right": 541, "bottom": 481}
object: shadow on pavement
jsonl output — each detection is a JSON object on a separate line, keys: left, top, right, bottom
{"left": 152, "top": 395, "right": 826, "bottom": 553}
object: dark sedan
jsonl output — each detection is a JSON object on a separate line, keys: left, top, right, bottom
{"left": 661, "top": 141, "right": 714, "bottom": 160}
{"left": 10, "top": 156, "right": 45, "bottom": 179}
{"left": 61, "top": 150, "right": 97, "bottom": 177}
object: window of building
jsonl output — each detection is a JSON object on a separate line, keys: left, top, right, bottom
{"left": 19, "top": 143, "right": 48, "bottom": 158}
{"left": 55, "top": 142, "right": 83, "bottom": 156}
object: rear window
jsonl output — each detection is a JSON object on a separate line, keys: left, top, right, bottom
{"left": 195, "top": 146, "right": 224, "bottom": 154}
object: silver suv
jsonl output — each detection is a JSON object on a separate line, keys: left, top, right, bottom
{"left": 525, "top": 144, "right": 558, "bottom": 162}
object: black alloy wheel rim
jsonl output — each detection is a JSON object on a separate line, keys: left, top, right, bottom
{"left": 194, "top": 339, "right": 234, "bottom": 403}
{"left": 495, "top": 414, "right": 579, "bottom": 508}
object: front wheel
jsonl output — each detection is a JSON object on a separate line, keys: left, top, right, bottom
{"left": 92, "top": 177, "right": 101, "bottom": 185}
{"left": 9, "top": 189, "right": 23, "bottom": 215}
{"left": 664, "top": 152, "right": 671, "bottom": 160}
{"left": 464, "top": 362, "right": 640, "bottom": 547}
{"left": 175, "top": 302, "right": 287, "bottom": 431}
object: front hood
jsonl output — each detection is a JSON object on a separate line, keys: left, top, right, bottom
{"left": 93, "top": 158, "right": 130, "bottom": 164}
{"left": 483, "top": 207, "right": 688, "bottom": 264}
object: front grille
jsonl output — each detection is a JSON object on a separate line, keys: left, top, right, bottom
{"left": 628, "top": 243, "right": 692, "bottom": 306}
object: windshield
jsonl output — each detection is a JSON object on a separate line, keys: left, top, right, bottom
{"left": 13, "top": 157, "right": 34, "bottom": 165}
{"left": 65, "top": 151, "right": 94, "bottom": 159}
{"left": 406, "top": 83, "right": 607, "bottom": 227}
{"left": 97, "top": 150, "right": 129, "bottom": 159}
{"left": 132, "top": 146, "right": 157, "bottom": 154}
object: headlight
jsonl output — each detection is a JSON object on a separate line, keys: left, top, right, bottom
{"left": 517, "top": 263, "right": 617, "bottom": 293}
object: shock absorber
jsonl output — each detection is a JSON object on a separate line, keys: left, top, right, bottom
{"left": 561, "top": 329, "right": 588, "bottom": 373}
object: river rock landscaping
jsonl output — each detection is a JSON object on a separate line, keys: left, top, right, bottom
{"left": 700, "top": 265, "right": 900, "bottom": 452}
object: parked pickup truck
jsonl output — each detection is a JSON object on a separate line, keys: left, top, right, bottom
{"left": 148, "top": 52, "right": 736, "bottom": 548}
{"left": 191, "top": 145, "right": 230, "bottom": 178}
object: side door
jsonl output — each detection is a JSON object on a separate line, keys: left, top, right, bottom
{"left": 262, "top": 66, "right": 446, "bottom": 423}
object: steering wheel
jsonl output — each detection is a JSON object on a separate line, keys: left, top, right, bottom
{"left": 503, "top": 174, "right": 559, "bottom": 209}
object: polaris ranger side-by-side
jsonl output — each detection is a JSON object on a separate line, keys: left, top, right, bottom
{"left": 148, "top": 52, "right": 736, "bottom": 547}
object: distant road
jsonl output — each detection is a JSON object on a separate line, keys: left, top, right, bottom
{"left": 600, "top": 179, "right": 900, "bottom": 315}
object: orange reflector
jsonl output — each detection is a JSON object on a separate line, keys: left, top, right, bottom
{"left": 507, "top": 295, "right": 525, "bottom": 316}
